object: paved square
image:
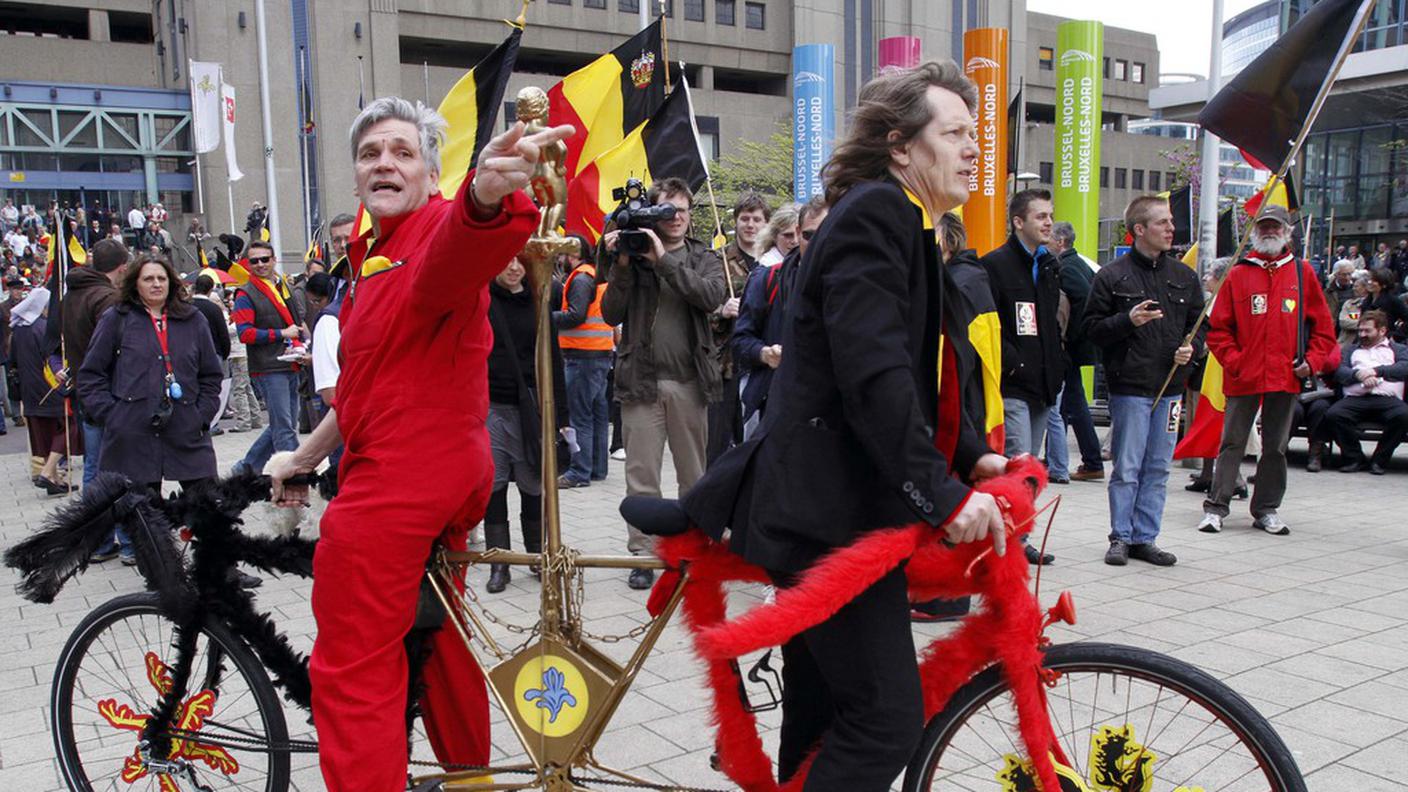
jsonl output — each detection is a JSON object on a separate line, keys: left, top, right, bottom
{"left": 2, "top": 428, "right": 1405, "bottom": 790}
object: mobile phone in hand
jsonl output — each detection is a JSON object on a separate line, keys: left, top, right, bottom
{"left": 1145, "top": 300, "right": 1161, "bottom": 311}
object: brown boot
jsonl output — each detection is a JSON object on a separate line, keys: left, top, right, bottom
{"left": 1306, "top": 439, "right": 1325, "bottom": 473}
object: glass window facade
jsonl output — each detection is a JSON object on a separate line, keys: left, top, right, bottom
{"left": 1301, "top": 122, "right": 1408, "bottom": 221}
{"left": 717, "top": 0, "right": 735, "bottom": 25}
{"left": 1284, "top": 0, "right": 1407, "bottom": 54}
{"left": 745, "top": 2, "right": 764, "bottom": 29}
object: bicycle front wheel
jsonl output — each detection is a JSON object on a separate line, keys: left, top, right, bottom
{"left": 52, "top": 592, "right": 291, "bottom": 792}
{"left": 903, "top": 641, "right": 1305, "bottom": 792}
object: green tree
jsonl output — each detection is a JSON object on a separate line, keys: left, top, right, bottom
{"left": 689, "top": 123, "right": 795, "bottom": 242}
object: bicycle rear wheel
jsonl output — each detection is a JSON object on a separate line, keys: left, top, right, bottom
{"left": 903, "top": 641, "right": 1305, "bottom": 792}
{"left": 52, "top": 592, "right": 291, "bottom": 792}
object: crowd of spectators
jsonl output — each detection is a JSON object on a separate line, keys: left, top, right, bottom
{"left": 7, "top": 172, "right": 1408, "bottom": 595}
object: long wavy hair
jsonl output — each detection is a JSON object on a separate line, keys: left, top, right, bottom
{"left": 822, "top": 60, "right": 978, "bottom": 207}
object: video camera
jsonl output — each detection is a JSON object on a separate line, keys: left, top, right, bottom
{"left": 608, "top": 178, "right": 676, "bottom": 257}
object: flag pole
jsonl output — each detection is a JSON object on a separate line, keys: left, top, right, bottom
{"left": 659, "top": 0, "right": 671, "bottom": 89}
{"left": 1197, "top": 0, "right": 1224, "bottom": 275}
{"left": 51, "top": 210, "right": 74, "bottom": 494}
{"left": 1327, "top": 208, "right": 1336, "bottom": 264}
{"left": 706, "top": 180, "right": 735, "bottom": 300}
{"left": 227, "top": 180, "right": 236, "bottom": 235}
{"left": 1150, "top": 0, "right": 1376, "bottom": 407}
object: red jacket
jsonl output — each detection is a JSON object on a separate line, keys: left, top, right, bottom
{"left": 1207, "top": 251, "right": 1340, "bottom": 397}
{"left": 339, "top": 174, "right": 538, "bottom": 453}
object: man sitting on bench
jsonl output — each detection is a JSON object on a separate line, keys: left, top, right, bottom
{"left": 1327, "top": 309, "right": 1408, "bottom": 475}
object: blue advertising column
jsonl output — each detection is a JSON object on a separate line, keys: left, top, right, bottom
{"left": 792, "top": 44, "right": 835, "bottom": 200}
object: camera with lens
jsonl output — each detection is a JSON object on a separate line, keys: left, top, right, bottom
{"left": 150, "top": 397, "right": 173, "bottom": 431}
{"left": 608, "top": 178, "right": 676, "bottom": 257}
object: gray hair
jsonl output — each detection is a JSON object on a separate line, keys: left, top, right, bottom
{"left": 759, "top": 203, "right": 801, "bottom": 253}
{"left": 348, "top": 97, "right": 448, "bottom": 175}
{"left": 1333, "top": 259, "right": 1357, "bottom": 276}
{"left": 1051, "top": 221, "right": 1076, "bottom": 247}
{"left": 1208, "top": 257, "right": 1233, "bottom": 282}
{"left": 1351, "top": 268, "right": 1372, "bottom": 284}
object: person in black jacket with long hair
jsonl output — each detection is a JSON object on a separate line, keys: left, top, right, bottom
{"left": 683, "top": 60, "right": 1007, "bottom": 791}
{"left": 483, "top": 255, "right": 567, "bottom": 593}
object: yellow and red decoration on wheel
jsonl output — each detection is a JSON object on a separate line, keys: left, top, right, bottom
{"left": 96, "top": 651, "right": 240, "bottom": 790}
{"left": 997, "top": 753, "right": 1090, "bottom": 791}
{"left": 1088, "top": 724, "right": 1156, "bottom": 792}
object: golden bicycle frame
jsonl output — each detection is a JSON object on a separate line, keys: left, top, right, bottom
{"left": 418, "top": 239, "right": 692, "bottom": 791}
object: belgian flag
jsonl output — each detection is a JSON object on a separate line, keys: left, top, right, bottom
{"left": 1199, "top": 0, "right": 1373, "bottom": 174}
{"left": 548, "top": 20, "right": 666, "bottom": 181}
{"left": 565, "top": 75, "right": 709, "bottom": 241}
{"left": 437, "top": 26, "right": 523, "bottom": 199}
{"left": 1242, "top": 171, "right": 1300, "bottom": 219}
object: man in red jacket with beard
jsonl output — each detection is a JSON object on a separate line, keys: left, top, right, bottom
{"left": 268, "top": 97, "right": 571, "bottom": 791}
{"left": 1197, "top": 205, "right": 1339, "bottom": 537}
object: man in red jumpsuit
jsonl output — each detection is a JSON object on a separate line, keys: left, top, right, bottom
{"left": 269, "top": 96, "right": 572, "bottom": 791}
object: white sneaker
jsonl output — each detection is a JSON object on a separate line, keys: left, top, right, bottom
{"left": 1197, "top": 512, "right": 1223, "bottom": 534}
{"left": 1253, "top": 512, "right": 1291, "bottom": 536}
{"left": 611, "top": 448, "right": 627, "bottom": 461}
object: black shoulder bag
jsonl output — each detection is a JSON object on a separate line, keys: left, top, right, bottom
{"left": 1295, "top": 259, "right": 1334, "bottom": 403}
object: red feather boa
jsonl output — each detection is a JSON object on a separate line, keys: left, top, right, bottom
{"left": 652, "top": 456, "right": 1068, "bottom": 792}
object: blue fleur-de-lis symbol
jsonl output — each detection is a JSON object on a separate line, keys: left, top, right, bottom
{"left": 523, "top": 666, "right": 578, "bottom": 723}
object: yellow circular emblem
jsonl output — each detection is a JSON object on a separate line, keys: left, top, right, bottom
{"left": 513, "top": 655, "right": 589, "bottom": 737}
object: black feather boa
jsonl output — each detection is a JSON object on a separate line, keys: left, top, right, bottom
{"left": 8, "top": 471, "right": 442, "bottom": 752}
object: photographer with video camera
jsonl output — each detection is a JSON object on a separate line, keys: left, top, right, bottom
{"left": 601, "top": 176, "right": 726, "bottom": 590}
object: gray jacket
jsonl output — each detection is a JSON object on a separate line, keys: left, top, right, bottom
{"left": 601, "top": 236, "right": 726, "bottom": 404}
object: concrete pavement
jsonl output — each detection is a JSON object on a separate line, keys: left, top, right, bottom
{"left": 2, "top": 427, "right": 1407, "bottom": 791}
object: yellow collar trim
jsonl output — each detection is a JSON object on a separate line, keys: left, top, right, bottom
{"left": 901, "top": 186, "right": 934, "bottom": 231}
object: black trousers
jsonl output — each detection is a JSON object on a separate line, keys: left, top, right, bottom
{"left": 1326, "top": 394, "right": 1408, "bottom": 466}
{"left": 705, "top": 378, "right": 742, "bottom": 467}
{"left": 1292, "top": 397, "right": 1334, "bottom": 443}
{"left": 773, "top": 566, "right": 924, "bottom": 791}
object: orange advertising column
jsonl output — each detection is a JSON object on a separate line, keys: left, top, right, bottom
{"left": 962, "top": 29, "right": 1010, "bottom": 256}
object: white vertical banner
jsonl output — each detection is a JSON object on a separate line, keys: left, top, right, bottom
{"left": 220, "top": 83, "right": 244, "bottom": 182}
{"left": 188, "top": 60, "right": 223, "bottom": 154}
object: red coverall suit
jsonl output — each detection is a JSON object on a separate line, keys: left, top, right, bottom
{"left": 310, "top": 174, "right": 538, "bottom": 791}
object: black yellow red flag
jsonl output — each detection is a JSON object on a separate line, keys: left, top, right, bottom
{"left": 437, "top": 26, "right": 522, "bottom": 198}
{"left": 565, "top": 75, "right": 709, "bottom": 241}
{"left": 1198, "top": 0, "right": 1373, "bottom": 174}
{"left": 548, "top": 20, "right": 666, "bottom": 181}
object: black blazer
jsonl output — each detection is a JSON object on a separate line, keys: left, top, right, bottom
{"left": 981, "top": 235, "right": 1064, "bottom": 406}
{"left": 683, "top": 179, "right": 988, "bottom": 573}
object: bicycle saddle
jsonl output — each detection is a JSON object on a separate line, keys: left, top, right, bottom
{"left": 619, "top": 496, "right": 691, "bottom": 536}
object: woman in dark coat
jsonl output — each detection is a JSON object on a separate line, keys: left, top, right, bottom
{"left": 78, "top": 252, "right": 222, "bottom": 491}
{"left": 10, "top": 287, "right": 81, "bottom": 494}
{"left": 482, "top": 255, "right": 568, "bottom": 593}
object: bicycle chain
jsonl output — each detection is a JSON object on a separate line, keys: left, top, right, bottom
{"left": 448, "top": 551, "right": 656, "bottom": 646}
{"left": 566, "top": 773, "right": 733, "bottom": 792}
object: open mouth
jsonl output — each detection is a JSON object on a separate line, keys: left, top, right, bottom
{"left": 371, "top": 181, "right": 402, "bottom": 195}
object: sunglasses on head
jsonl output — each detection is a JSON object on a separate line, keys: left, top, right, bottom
{"left": 248, "top": 256, "right": 273, "bottom": 264}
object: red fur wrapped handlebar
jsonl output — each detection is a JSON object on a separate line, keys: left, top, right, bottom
{"left": 652, "top": 456, "right": 1065, "bottom": 792}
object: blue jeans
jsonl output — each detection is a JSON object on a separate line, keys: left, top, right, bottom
{"left": 82, "top": 419, "right": 103, "bottom": 487}
{"left": 84, "top": 418, "right": 131, "bottom": 554}
{"left": 237, "top": 371, "right": 299, "bottom": 474}
{"left": 564, "top": 356, "right": 612, "bottom": 482}
{"left": 1045, "top": 366, "right": 1103, "bottom": 477}
{"left": 1107, "top": 393, "right": 1181, "bottom": 545}
{"left": 1002, "top": 397, "right": 1050, "bottom": 458}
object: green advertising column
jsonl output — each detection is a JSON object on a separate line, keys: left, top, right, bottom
{"left": 1054, "top": 20, "right": 1104, "bottom": 256}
